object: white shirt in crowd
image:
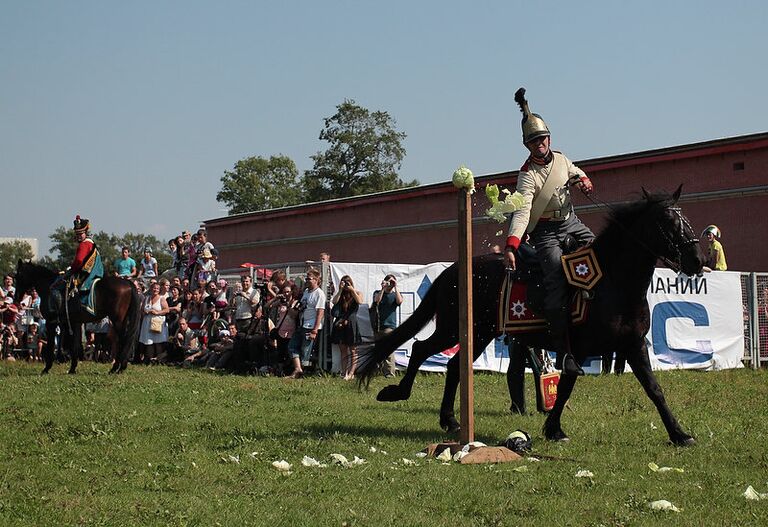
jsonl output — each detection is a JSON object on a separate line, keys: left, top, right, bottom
{"left": 233, "top": 287, "right": 260, "bottom": 320}
{"left": 140, "top": 257, "right": 157, "bottom": 277}
{"left": 300, "top": 287, "right": 326, "bottom": 330}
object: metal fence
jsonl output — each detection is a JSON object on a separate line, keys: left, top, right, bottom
{"left": 741, "top": 272, "right": 768, "bottom": 369}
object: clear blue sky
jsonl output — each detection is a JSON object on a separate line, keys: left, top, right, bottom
{"left": 2, "top": 0, "right": 766, "bottom": 257}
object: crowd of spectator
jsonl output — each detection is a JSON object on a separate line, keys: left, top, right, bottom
{"left": 1, "top": 273, "right": 45, "bottom": 362}
{"left": 1, "top": 231, "right": 403, "bottom": 380}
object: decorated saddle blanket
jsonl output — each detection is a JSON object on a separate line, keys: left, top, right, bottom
{"left": 78, "top": 277, "right": 100, "bottom": 315}
{"left": 498, "top": 277, "right": 588, "bottom": 334}
{"left": 498, "top": 247, "right": 602, "bottom": 334}
{"left": 560, "top": 246, "right": 602, "bottom": 291}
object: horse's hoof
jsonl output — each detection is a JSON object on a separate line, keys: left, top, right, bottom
{"left": 672, "top": 436, "right": 696, "bottom": 447}
{"left": 440, "top": 416, "right": 461, "bottom": 434}
{"left": 40, "top": 369, "right": 50, "bottom": 375}
{"left": 376, "top": 384, "right": 405, "bottom": 402}
{"left": 67, "top": 369, "right": 77, "bottom": 375}
{"left": 545, "top": 429, "right": 570, "bottom": 442}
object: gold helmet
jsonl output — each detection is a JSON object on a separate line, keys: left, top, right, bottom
{"left": 514, "top": 87, "right": 550, "bottom": 144}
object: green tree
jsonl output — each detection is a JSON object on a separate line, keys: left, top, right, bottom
{"left": 0, "top": 240, "right": 35, "bottom": 276}
{"left": 47, "top": 226, "right": 79, "bottom": 269}
{"left": 216, "top": 155, "right": 303, "bottom": 214}
{"left": 302, "top": 99, "right": 416, "bottom": 202}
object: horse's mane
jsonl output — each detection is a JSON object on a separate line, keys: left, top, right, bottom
{"left": 18, "top": 261, "right": 59, "bottom": 281}
{"left": 595, "top": 191, "right": 676, "bottom": 249}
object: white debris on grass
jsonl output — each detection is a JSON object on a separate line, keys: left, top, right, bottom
{"left": 330, "top": 454, "right": 367, "bottom": 468}
{"left": 649, "top": 500, "right": 680, "bottom": 512}
{"left": 414, "top": 452, "right": 427, "bottom": 458}
{"left": 744, "top": 486, "right": 768, "bottom": 500}
{"left": 401, "top": 458, "right": 418, "bottom": 466}
{"left": 228, "top": 455, "right": 240, "bottom": 464}
{"left": 347, "top": 456, "right": 367, "bottom": 467}
{"left": 301, "top": 456, "right": 328, "bottom": 468}
{"left": 575, "top": 470, "right": 594, "bottom": 479}
{"left": 453, "top": 451, "right": 468, "bottom": 462}
{"left": 369, "top": 446, "right": 377, "bottom": 453}
{"left": 526, "top": 457, "right": 541, "bottom": 462}
{"left": 330, "top": 453, "right": 349, "bottom": 465}
{"left": 436, "top": 448, "right": 453, "bottom": 462}
{"left": 648, "top": 462, "right": 684, "bottom": 473}
{"left": 461, "top": 441, "right": 487, "bottom": 453}
{"left": 272, "top": 460, "right": 292, "bottom": 473}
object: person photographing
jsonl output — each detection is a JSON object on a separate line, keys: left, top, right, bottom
{"left": 371, "top": 274, "right": 403, "bottom": 377}
{"left": 331, "top": 276, "right": 364, "bottom": 380}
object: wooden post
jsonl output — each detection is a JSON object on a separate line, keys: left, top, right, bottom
{"left": 458, "top": 189, "right": 474, "bottom": 444}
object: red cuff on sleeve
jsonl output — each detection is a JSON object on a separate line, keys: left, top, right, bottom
{"left": 505, "top": 236, "right": 521, "bottom": 251}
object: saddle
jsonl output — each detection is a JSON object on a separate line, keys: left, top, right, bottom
{"left": 50, "top": 275, "right": 101, "bottom": 320}
{"left": 498, "top": 241, "right": 602, "bottom": 335}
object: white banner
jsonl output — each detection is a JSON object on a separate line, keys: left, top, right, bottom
{"left": 646, "top": 269, "right": 744, "bottom": 370}
{"left": 330, "top": 263, "right": 744, "bottom": 373}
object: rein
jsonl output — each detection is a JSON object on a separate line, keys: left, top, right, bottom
{"left": 581, "top": 192, "right": 699, "bottom": 274}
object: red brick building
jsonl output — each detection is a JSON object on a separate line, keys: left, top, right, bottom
{"left": 205, "top": 133, "right": 768, "bottom": 272}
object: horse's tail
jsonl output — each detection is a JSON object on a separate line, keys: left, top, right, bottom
{"left": 120, "top": 283, "right": 142, "bottom": 369}
{"left": 356, "top": 270, "right": 444, "bottom": 384}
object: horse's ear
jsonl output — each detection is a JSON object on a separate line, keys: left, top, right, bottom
{"left": 671, "top": 184, "right": 683, "bottom": 204}
{"left": 641, "top": 187, "right": 650, "bottom": 199}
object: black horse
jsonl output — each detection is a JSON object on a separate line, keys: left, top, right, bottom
{"left": 358, "top": 187, "right": 705, "bottom": 446}
{"left": 14, "top": 260, "right": 141, "bottom": 374}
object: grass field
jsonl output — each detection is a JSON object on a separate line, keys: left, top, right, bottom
{"left": 1, "top": 362, "right": 767, "bottom": 526}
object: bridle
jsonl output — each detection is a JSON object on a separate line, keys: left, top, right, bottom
{"left": 583, "top": 193, "right": 700, "bottom": 274}
{"left": 655, "top": 206, "right": 699, "bottom": 273}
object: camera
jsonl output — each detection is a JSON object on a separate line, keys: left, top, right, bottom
{"left": 389, "top": 279, "right": 396, "bottom": 287}
{"left": 340, "top": 280, "right": 348, "bottom": 288}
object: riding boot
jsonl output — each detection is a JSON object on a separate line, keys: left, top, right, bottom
{"left": 546, "top": 309, "right": 584, "bottom": 377}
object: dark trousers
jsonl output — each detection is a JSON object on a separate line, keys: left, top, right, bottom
{"left": 530, "top": 212, "right": 594, "bottom": 356}
{"left": 530, "top": 212, "right": 595, "bottom": 313}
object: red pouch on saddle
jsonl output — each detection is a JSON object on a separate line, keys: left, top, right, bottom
{"left": 538, "top": 371, "right": 560, "bottom": 412}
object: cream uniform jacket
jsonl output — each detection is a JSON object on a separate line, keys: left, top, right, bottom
{"left": 507, "top": 151, "right": 587, "bottom": 243}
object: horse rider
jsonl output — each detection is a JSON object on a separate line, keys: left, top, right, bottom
{"left": 503, "top": 88, "right": 595, "bottom": 376}
{"left": 52, "top": 215, "right": 104, "bottom": 298}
